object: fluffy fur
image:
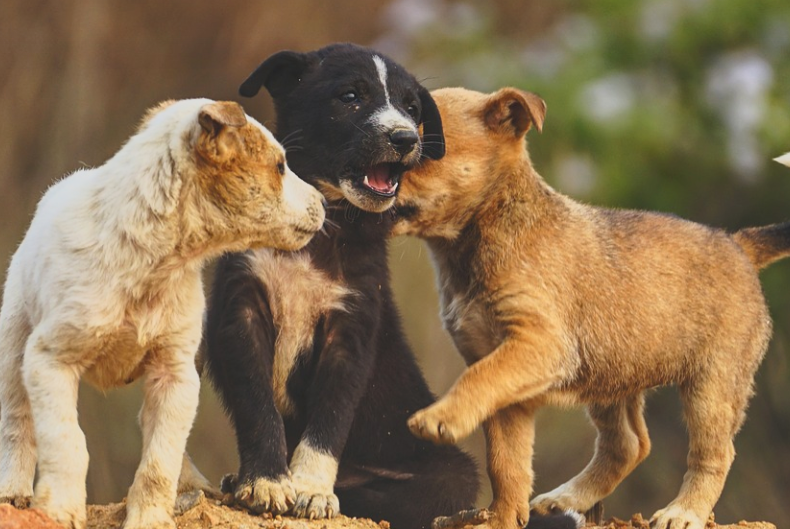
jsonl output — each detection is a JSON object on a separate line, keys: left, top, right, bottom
{"left": 204, "top": 44, "right": 480, "bottom": 529}
{"left": 394, "top": 87, "right": 790, "bottom": 529}
{"left": 0, "top": 99, "right": 325, "bottom": 529}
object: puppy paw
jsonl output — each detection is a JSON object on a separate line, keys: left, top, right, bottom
{"left": 408, "top": 402, "right": 474, "bottom": 445}
{"left": 32, "top": 487, "right": 87, "bottom": 529}
{"left": 530, "top": 486, "right": 584, "bottom": 514}
{"left": 650, "top": 504, "right": 705, "bottom": 529}
{"left": 290, "top": 478, "right": 339, "bottom": 520}
{"left": 0, "top": 494, "right": 32, "bottom": 508}
{"left": 122, "top": 505, "right": 175, "bottom": 529}
{"left": 233, "top": 475, "right": 295, "bottom": 515}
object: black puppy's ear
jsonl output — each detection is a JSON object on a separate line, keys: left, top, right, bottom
{"left": 239, "top": 51, "right": 310, "bottom": 99}
{"left": 418, "top": 86, "right": 445, "bottom": 160}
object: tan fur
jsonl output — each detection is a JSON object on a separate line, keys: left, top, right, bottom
{"left": 394, "top": 87, "right": 783, "bottom": 529}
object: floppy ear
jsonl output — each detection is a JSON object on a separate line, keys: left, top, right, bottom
{"left": 239, "top": 51, "right": 310, "bottom": 99}
{"left": 198, "top": 101, "right": 247, "bottom": 137}
{"left": 418, "top": 86, "right": 445, "bottom": 160}
{"left": 483, "top": 87, "right": 546, "bottom": 138}
{"left": 198, "top": 101, "right": 248, "bottom": 160}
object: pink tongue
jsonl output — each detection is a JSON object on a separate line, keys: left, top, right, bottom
{"left": 366, "top": 164, "right": 392, "bottom": 191}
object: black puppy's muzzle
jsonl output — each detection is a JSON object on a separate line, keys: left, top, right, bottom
{"left": 390, "top": 128, "right": 420, "bottom": 156}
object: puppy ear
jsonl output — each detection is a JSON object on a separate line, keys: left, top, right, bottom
{"left": 418, "top": 86, "right": 445, "bottom": 160}
{"left": 198, "top": 101, "right": 247, "bottom": 137}
{"left": 483, "top": 87, "right": 546, "bottom": 137}
{"left": 239, "top": 51, "right": 310, "bottom": 99}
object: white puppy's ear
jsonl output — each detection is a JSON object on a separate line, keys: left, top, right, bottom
{"left": 483, "top": 87, "right": 546, "bottom": 138}
{"left": 774, "top": 152, "right": 790, "bottom": 168}
{"left": 197, "top": 102, "right": 248, "bottom": 159}
{"left": 198, "top": 101, "right": 248, "bottom": 137}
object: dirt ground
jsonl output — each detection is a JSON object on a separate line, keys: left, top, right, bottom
{"left": 0, "top": 495, "right": 777, "bottom": 529}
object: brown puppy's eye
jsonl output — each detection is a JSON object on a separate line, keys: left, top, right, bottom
{"left": 277, "top": 162, "right": 285, "bottom": 175}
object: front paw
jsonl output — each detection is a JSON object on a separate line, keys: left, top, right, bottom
{"left": 290, "top": 477, "right": 339, "bottom": 520}
{"left": 122, "top": 505, "right": 174, "bottom": 529}
{"left": 650, "top": 504, "right": 706, "bottom": 529}
{"left": 228, "top": 474, "right": 295, "bottom": 516}
{"left": 0, "top": 494, "right": 32, "bottom": 509}
{"left": 408, "top": 402, "right": 474, "bottom": 445}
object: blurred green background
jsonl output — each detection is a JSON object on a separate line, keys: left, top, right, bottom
{"left": 1, "top": 0, "right": 788, "bottom": 525}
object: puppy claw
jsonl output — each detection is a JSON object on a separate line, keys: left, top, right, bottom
{"left": 0, "top": 495, "right": 32, "bottom": 509}
{"left": 231, "top": 475, "right": 294, "bottom": 516}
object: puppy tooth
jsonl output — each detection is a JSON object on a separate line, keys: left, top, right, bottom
{"left": 363, "top": 175, "right": 370, "bottom": 187}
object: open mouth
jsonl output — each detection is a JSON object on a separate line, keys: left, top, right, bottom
{"left": 354, "top": 163, "right": 404, "bottom": 198}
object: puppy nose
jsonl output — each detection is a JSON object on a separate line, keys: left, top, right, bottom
{"left": 390, "top": 129, "right": 419, "bottom": 154}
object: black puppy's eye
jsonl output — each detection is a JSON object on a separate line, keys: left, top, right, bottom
{"left": 407, "top": 103, "right": 419, "bottom": 118}
{"left": 277, "top": 162, "right": 285, "bottom": 175}
{"left": 339, "top": 91, "right": 358, "bottom": 103}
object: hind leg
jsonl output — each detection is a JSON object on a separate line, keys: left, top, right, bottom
{"left": 532, "top": 393, "right": 650, "bottom": 514}
{"left": 650, "top": 377, "right": 747, "bottom": 529}
{"left": 0, "top": 309, "right": 36, "bottom": 507}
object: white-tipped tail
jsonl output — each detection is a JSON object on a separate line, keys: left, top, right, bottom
{"left": 774, "top": 151, "right": 790, "bottom": 167}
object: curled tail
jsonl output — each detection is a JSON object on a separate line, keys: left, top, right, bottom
{"left": 733, "top": 221, "right": 790, "bottom": 270}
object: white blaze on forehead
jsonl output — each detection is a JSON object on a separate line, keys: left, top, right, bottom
{"left": 370, "top": 55, "right": 417, "bottom": 132}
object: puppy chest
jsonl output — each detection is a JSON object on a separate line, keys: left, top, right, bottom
{"left": 441, "top": 293, "right": 502, "bottom": 364}
{"left": 246, "top": 250, "right": 352, "bottom": 415}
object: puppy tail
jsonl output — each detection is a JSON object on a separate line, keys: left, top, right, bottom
{"left": 733, "top": 221, "right": 790, "bottom": 270}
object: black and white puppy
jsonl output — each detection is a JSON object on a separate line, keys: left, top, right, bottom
{"left": 203, "top": 43, "right": 479, "bottom": 529}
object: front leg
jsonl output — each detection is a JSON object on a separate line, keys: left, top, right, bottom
{"left": 409, "top": 325, "right": 566, "bottom": 445}
{"left": 22, "top": 336, "right": 88, "bottom": 529}
{"left": 124, "top": 354, "right": 200, "bottom": 529}
{"left": 288, "top": 298, "right": 382, "bottom": 520}
{"left": 203, "top": 255, "right": 294, "bottom": 515}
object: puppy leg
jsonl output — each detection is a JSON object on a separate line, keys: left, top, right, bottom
{"left": 177, "top": 452, "right": 218, "bottom": 496}
{"left": 409, "top": 331, "right": 563, "bottom": 444}
{"left": 485, "top": 402, "right": 538, "bottom": 529}
{"left": 124, "top": 355, "right": 200, "bottom": 529}
{"left": 651, "top": 378, "right": 746, "bottom": 529}
{"left": 22, "top": 336, "right": 87, "bottom": 529}
{"left": 0, "top": 309, "right": 36, "bottom": 507}
{"left": 532, "top": 393, "right": 650, "bottom": 513}
{"left": 203, "top": 256, "right": 294, "bottom": 515}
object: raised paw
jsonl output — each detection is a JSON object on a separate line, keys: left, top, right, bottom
{"left": 650, "top": 504, "right": 706, "bottom": 529}
{"left": 408, "top": 402, "right": 473, "bottom": 445}
{"left": 290, "top": 479, "right": 339, "bottom": 520}
{"left": 232, "top": 475, "right": 295, "bottom": 516}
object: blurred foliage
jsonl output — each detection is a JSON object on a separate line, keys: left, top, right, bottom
{"left": 0, "top": 0, "right": 788, "bottom": 526}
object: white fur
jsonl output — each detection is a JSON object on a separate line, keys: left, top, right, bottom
{"left": 0, "top": 98, "right": 324, "bottom": 529}
{"left": 289, "top": 441, "right": 340, "bottom": 519}
{"left": 369, "top": 55, "right": 417, "bottom": 133}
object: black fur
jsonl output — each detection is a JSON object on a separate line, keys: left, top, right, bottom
{"left": 205, "top": 44, "right": 477, "bottom": 529}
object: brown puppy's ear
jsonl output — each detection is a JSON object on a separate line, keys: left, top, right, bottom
{"left": 483, "top": 87, "right": 546, "bottom": 137}
{"left": 198, "top": 101, "right": 248, "bottom": 137}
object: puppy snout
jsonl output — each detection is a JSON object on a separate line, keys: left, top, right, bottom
{"left": 390, "top": 128, "right": 419, "bottom": 154}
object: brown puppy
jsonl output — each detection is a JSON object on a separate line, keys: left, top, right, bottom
{"left": 394, "top": 87, "right": 790, "bottom": 529}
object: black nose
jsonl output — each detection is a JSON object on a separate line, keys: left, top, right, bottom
{"left": 390, "top": 129, "right": 419, "bottom": 154}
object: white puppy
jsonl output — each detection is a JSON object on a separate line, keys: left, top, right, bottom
{"left": 0, "top": 99, "right": 325, "bottom": 529}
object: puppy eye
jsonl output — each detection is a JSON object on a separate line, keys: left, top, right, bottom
{"left": 339, "top": 91, "right": 358, "bottom": 103}
{"left": 277, "top": 162, "right": 285, "bottom": 175}
{"left": 407, "top": 103, "right": 419, "bottom": 118}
